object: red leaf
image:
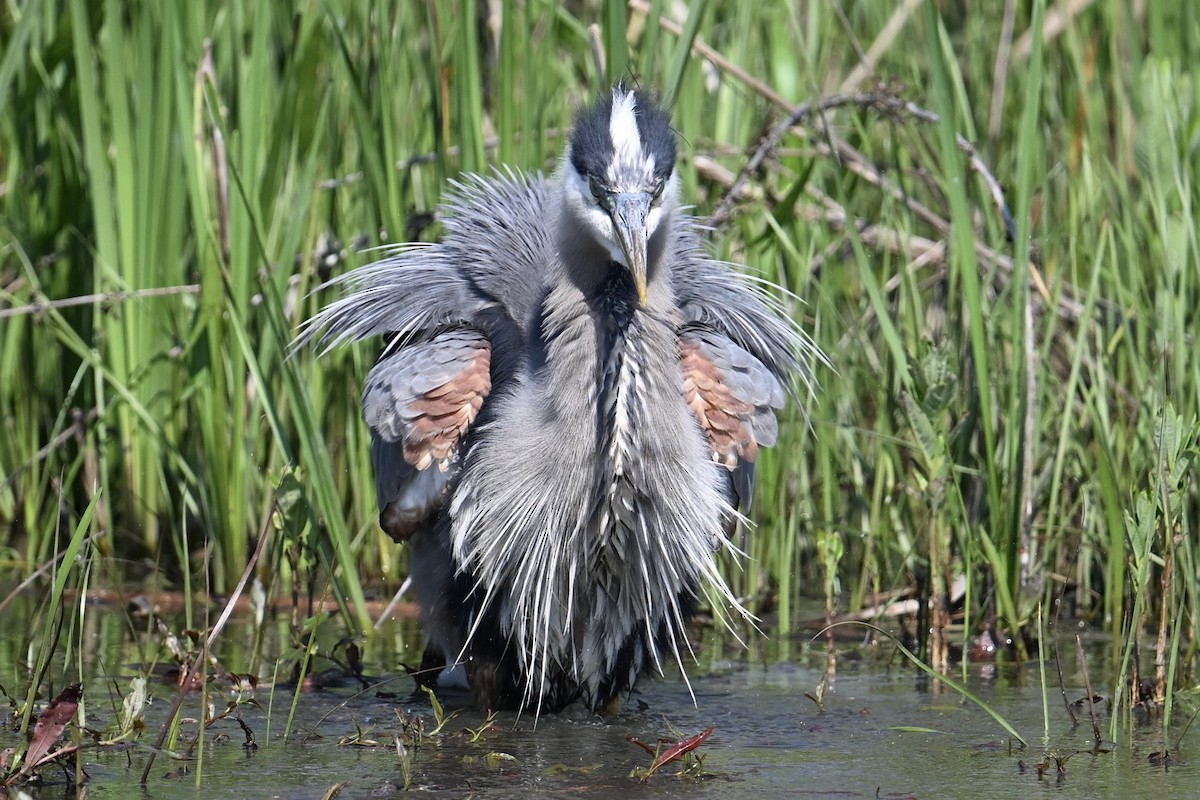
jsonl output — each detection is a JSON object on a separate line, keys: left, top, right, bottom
{"left": 626, "top": 735, "right": 657, "bottom": 756}
{"left": 648, "top": 726, "right": 714, "bottom": 774}
{"left": 23, "top": 684, "right": 82, "bottom": 772}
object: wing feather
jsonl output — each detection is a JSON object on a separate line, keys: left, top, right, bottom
{"left": 679, "top": 329, "right": 785, "bottom": 510}
{"left": 363, "top": 329, "right": 492, "bottom": 540}
{"left": 297, "top": 171, "right": 549, "bottom": 544}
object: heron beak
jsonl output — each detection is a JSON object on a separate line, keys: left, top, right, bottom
{"left": 610, "top": 191, "right": 651, "bottom": 305}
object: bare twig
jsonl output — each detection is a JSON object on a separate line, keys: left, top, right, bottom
{"left": 587, "top": 24, "right": 606, "bottom": 86}
{"left": 711, "top": 89, "right": 1020, "bottom": 241}
{"left": 374, "top": 575, "right": 413, "bottom": 631}
{"left": 1074, "top": 634, "right": 1103, "bottom": 748}
{"left": 0, "top": 285, "right": 200, "bottom": 320}
{"left": 1052, "top": 596, "right": 1077, "bottom": 725}
{"left": 709, "top": 92, "right": 894, "bottom": 227}
{"left": 316, "top": 128, "right": 565, "bottom": 190}
{"left": 0, "top": 551, "right": 71, "bottom": 616}
{"left": 627, "top": 0, "right": 791, "bottom": 109}
{"left": 1, "top": 408, "right": 100, "bottom": 495}
{"left": 1020, "top": 292, "right": 1038, "bottom": 587}
{"left": 1157, "top": 545, "right": 1172, "bottom": 702}
{"left": 697, "top": 85, "right": 1091, "bottom": 348}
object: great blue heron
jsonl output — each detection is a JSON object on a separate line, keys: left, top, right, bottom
{"left": 302, "top": 84, "right": 820, "bottom": 714}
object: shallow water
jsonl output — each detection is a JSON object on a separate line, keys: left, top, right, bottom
{"left": 3, "top": 599, "right": 1194, "bottom": 799}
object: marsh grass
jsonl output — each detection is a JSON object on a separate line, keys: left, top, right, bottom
{"left": 1, "top": 0, "right": 1198, "bottom": 762}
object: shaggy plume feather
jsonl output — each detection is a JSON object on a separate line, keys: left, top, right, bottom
{"left": 298, "top": 87, "right": 823, "bottom": 715}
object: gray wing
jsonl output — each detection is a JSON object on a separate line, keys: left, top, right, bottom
{"left": 364, "top": 329, "right": 492, "bottom": 541}
{"left": 669, "top": 223, "right": 823, "bottom": 405}
{"left": 294, "top": 169, "right": 551, "bottom": 355}
{"left": 669, "top": 222, "right": 824, "bottom": 511}
{"left": 680, "top": 328, "right": 785, "bottom": 511}
{"left": 295, "top": 170, "right": 552, "bottom": 542}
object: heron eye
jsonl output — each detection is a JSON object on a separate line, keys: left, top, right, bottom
{"left": 650, "top": 178, "right": 665, "bottom": 203}
{"left": 588, "top": 176, "right": 606, "bottom": 201}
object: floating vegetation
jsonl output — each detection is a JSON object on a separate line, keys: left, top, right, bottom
{"left": 628, "top": 724, "right": 715, "bottom": 782}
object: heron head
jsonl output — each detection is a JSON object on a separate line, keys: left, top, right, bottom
{"left": 563, "top": 85, "right": 678, "bottom": 305}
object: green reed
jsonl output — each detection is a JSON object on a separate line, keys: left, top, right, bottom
{"left": 0, "top": 1, "right": 1197, "bottom": 728}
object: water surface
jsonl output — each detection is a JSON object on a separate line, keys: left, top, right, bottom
{"left": 3, "top": 598, "right": 1193, "bottom": 799}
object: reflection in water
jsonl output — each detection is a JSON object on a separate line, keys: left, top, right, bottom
{"left": 0, "top": 596, "right": 1193, "bottom": 799}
